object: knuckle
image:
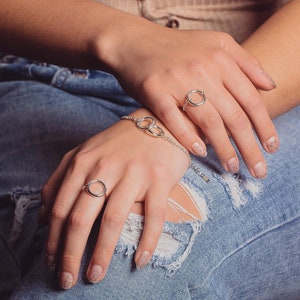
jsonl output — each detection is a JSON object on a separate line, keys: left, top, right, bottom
{"left": 61, "top": 149, "right": 73, "bottom": 164}
{"left": 176, "top": 128, "right": 198, "bottom": 147}
{"left": 94, "top": 158, "right": 106, "bottom": 172}
{"left": 140, "top": 75, "right": 159, "bottom": 96}
{"left": 177, "top": 128, "right": 193, "bottom": 142}
{"left": 151, "top": 164, "right": 168, "bottom": 180}
{"left": 61, "top": 253, "right": 77, "bottom": 265}
{"left": 70, "top": 151, "right": 91, "bottom": 173}
{"left": 161, "top": 103, "right": 177, "bottom": 116}
{"left": 245, "top": 93, "right": 263, "bottom": 112}
{"left": 46, "top": 239, "right": 57, "bottom": 254}
{"left": 103, "top": 211, "right": 125, "bottom": 228}
{"left": 215, "top": 139, "right": 234, "bottom": 156}
{"left": 148, "top": 207, "right": 166, "bottom": 223}
{"left": 143, "top": 236, "right": 157, "bottom": 248}
{"left": 187, "top": 60, "right": 206, "bottom": 77}
{"left": 68, "top": 211, "right": 90, "bottom": 229}
{"left": 201, "top": 114, "right": 223, "bottom": 130}
{"left": 248, "top": 146, "right": 262, "bottom": 157}
{"left": 219, "top": 31, "right": 233, "bottom": 42}
{"left": 159, "top": 105, "right": 179, "bottom": 123}
{"left": 229, "top": 110, "right": 251, "bottom": 130}
{"left": 215, "top": 31, "right": 235, "bottom": 48}
{"left": 51, "top": 203, "right": 68, "bottom": 221}
{"left": 210, "top": 48, "right": 227, "bottom": 64}
{"left": 247, "top": 53, "right": 261, "bottom": 67}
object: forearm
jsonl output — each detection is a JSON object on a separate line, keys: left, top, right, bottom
{"left": 242, "top": 0, "right": 300, "bottom": 118}
{"left": 0, "top": 0, "right": 147, "bottom": 70}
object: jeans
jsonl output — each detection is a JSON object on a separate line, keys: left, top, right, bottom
{"left": 0, "top": 57, "right": 299, "bottom": 299}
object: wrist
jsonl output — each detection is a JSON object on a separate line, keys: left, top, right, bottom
{"left": 91, "top": 12, "right": 159, "bottom": 73}
{"left": 119, "top": 108, "right": 210, "bottom": 183}
{"left": 120, "top": 108, "right": 191, "bottom": 166}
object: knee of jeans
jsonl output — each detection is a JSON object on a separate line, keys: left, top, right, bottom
{"left": 115, "top": 181, "right": 208, "bottom": 277}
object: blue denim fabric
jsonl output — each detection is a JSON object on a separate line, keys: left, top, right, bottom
{"left": 1, "top": 58, "right": 300, "bottom": 299}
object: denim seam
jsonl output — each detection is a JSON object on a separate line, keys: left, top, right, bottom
{"left": 199, "top": 214, "right": 300, "bottom": 288}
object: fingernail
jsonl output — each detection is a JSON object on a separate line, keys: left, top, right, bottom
{"left": 253, "top": 161, "right": 267, "bottom": 178}
{"left": 192, "top": 142, "right": 207, "bottom": 157}
{"left": 46, "top": 254, "right": 56, "bottom": 272}
{"left": 266, "top": 136, "right": 279, "bottom": 153}
{"left": 226, "top": 157, "right": 239, "bottom": 173}
{"left": 259, "top": 69, "right": 277, "bottom": 88}
{"left": 60, "top": 272, "right": 73, "bottom": 290}
{"left": 136, "top": 251, "right": 150, "bottom": 270}
{"left": 87, "top": 264, "right": 103, "bottom": 283}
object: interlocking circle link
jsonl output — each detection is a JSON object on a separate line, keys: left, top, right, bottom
{"left": 82, "top": 179, "right": 107, "bottom": 197}
{"left": 133, "top": 116, "right": 165, "bottom": 137}
{"left": 183, "top": 89, "right": 206, "bottom": 111}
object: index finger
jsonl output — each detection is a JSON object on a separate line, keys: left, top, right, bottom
{"left": 150, "top": 99, "right": 207, "bottom": 157}
{"left": 217, "top": 32, "right": 276, "bottom": 90}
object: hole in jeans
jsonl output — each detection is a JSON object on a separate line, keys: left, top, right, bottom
{"left": 130, "top": 183, "right": 202, "bottom": 223}
{"left": 116, "top": 181, "right": 206, "bottom": 275}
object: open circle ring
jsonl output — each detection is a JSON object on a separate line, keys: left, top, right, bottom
{"left": 82, "top": 179, "right": 107, "bottom": 197}
{"left": 183, "top": 89, "right": 206, "bottom": 111}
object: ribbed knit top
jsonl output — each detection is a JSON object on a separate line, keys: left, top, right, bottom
{"left": 95, "top": 0, "right": 290, "bottom": 42}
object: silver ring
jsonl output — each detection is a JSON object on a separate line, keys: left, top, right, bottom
{"left": 82, "top": 179, "right": 107, "bottom": 197}
{"left": 183, "top": 89, "right": 206, "bottom": 111}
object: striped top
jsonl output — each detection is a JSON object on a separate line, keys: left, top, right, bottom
{"left": 95, "top": 0, "right": 290, "bottom": 42}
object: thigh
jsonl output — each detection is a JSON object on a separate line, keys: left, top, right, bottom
{"left": 0, "top": 78, "right": 138, "bottom": 299}
{"left": 186, "top": 106, "right": 300, "bottom": 299}
{"left": 2, "top": 63, "right": 299, "bottom": 299}
{"left": 0, "top": 79, "right": 133, "bottom": 190}
{"left": 11, "top": 107, "right": 300, "bottom": 299}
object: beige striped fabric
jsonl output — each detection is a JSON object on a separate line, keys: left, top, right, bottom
{"left": 95, "top": 0, "right": 290, "bottom": 42}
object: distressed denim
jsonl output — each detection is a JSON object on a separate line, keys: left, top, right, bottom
{"left": 0, "top": 57, "right": 299, "bottom": 299}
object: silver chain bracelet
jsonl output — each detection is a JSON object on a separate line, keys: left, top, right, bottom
{"left": 121, "top": 115, "right": 209, "bottom": 183}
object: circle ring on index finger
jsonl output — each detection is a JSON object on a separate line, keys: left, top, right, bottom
{"left": 82, "top": 179, "right": 107, "bottom": 198}
{"left": 183, "top": 89, "right": 206, "bottom": 111}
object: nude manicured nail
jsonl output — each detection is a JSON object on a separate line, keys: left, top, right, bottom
{"left": 259, "top": 69, "right": 277, "bottom": 88}
{"left": 226, "top": 157, "right": 239, "bottom": 173}
{"left": 60, "top": 272, "right": 73, "bottom": 290}
{"left": 136, "top": 251, "right": 150, "bottom": 270}
{"left": 87, "top": 264, "right": 103, "bottom": 283}
{"left": 192, "top": 142, "right": 207, "bottom": 157}
{"left": 266, "top": 136, "right": 279, "bottom": 153}
{"left": 253, "top": 161, "right": 267, "bottom": 178}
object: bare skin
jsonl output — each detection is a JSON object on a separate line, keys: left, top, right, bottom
{"left": 1, "top": 0, "right": 300, "bottom": 290}
{"left": 0, "top": 0, "right": 279, "bottom": 175}
{"left": 242, "top": 0, "right": 300, "bottom": 117}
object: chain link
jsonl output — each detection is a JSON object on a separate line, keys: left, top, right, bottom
{"left": 121, "top": 115, "right": 191, "bottom": 165}
{"left": 121, "top": 115, "right": 210, "bottom": 183}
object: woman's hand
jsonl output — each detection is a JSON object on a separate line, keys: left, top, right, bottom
{"left": 39, "top": 108, "right": 189, "bottom": 289}
{"left": 100, "top": 24, "right": 279, "bottom": 178}
{"left": 0, "top": 0, "right": 280, "bottom": 178}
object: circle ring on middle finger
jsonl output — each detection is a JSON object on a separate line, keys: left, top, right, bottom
{"left": 183, "top": 89, "right": 206, "bottom": 111}
{"left": 82, "top": 179, "right": 107, "bottom": 198}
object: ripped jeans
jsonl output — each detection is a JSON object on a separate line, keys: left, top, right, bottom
{"left": 0, "top": 57, "right": 299, "bottom": 299}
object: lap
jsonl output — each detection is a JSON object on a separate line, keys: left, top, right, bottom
{"left": 1, "top": 74, "right": 299, "bottom": 299}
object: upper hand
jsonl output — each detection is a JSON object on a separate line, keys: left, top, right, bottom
{"left": 103, "top": 24, "right": 279, "bottom": 178}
